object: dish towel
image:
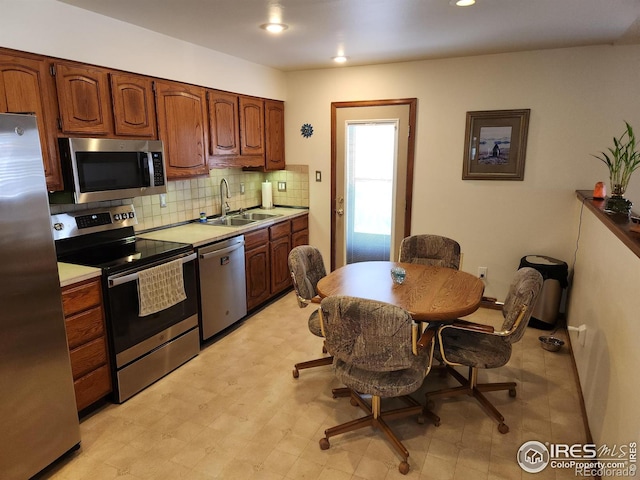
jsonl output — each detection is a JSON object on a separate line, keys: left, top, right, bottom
{"left": 137, "top": 259, "right": 187, "bottom": 317}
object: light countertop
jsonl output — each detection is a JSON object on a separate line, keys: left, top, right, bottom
{"left": 58, "top": 207, "right": 308, "bottom": 286}
{"left": 138, "top": 207, "right": 308, "bottom": 248}
{"left": 58, "top": 262, "right": 102, "bottom": 288}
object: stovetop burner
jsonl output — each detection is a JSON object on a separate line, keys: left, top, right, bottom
{"left": 53, "top": 205, "right": 192, "bottom": 274}
{"left": 57, "top": 235, "right": 192, "bottom": 273}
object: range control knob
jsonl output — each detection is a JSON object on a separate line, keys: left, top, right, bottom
{"left": 53, "top": 222, "right": 64, "bottom": 231}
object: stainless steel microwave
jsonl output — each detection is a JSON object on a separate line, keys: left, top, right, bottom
{"left": 49, "top": 138, "right": 167, "bottom": 204}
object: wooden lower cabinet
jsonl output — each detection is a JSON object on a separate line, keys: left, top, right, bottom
{"left": 61, "top": 277, "right": 111, "bottom": 412}
{"left": 245, "top": 214, "right": 308, "bottom": 310}
{"left": 291, "top": 215, "right": 309, "bottom": 247}
{"left": 245, "top": 228, "right": 271, "bottom": 310}
{"left": 270, "top": 220, "right": 291, "bottom": 295}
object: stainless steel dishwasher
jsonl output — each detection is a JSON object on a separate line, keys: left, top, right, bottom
{"left": 198, "top": 235, "right": 247, "bottom": 341}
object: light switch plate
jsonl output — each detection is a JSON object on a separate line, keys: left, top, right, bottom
{"left": 277, "top": 181, "right": 287, "bottom": 191}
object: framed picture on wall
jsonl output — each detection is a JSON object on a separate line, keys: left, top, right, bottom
{"left": 462, "top": 109, "right": 530, "bottom": 180}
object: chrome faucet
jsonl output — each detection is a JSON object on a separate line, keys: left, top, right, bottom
{"left": 220, "top": 178, "right": 231, "bottom": 219}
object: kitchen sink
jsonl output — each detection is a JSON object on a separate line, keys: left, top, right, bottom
{"left": 204, "top": 217, "right": 256, "bottom": 227}
{"left": 233, "top": 212, "right": 282, "bottom": 221}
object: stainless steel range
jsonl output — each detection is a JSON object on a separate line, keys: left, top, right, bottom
{"left": 53, "top": 204, "right": 199, "bottom": 403}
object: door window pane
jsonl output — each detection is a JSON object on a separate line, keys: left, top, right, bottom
{"left": 345, "top": 122, "right": 396, "bottom": 263}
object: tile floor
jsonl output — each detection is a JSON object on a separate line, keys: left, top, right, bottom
{"left": 38, "top": 292, "right": 587, "bottom": 480}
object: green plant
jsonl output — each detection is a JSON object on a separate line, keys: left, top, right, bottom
{"left": 592, "top": 121, "right": 640, "bottom": 195}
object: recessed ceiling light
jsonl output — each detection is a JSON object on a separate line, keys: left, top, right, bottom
{"left": 260, "top": 23, "right": 288, "bottom": 33}
{"left": 332, "top": 55, "right": 349, "bottom": 63}
{"left": 453, "top": 0, "right": 475, "bottom": 6}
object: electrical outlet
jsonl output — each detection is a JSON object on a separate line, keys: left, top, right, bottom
{"left": 240, "top": 182, "right": 245, "bottom": 194}
{"left": 159, "top": 193, "right": 167, "bottom": 208}
{"left": 277, "top": 181, "right": 287, "bottom": 192}
{"left": 478, "top": 266, "right": 487, "bottom": 279}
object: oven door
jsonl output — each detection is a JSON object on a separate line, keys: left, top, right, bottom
{"left": 106, "top": 252, "right": 198, "bottom": 368}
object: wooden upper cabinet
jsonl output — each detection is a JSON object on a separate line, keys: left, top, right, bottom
{"left": 155, "top": 80, "right": 208, "bottom": 178}
{"left": 208, "top": 90, "right": 240, "bottom": 156}
{"left": 110, "top": 73, "right": 157, "bottom": 138}
{"left": 264, "top": 100, "right": 285, "bottom": 171}
{"left": 54, "top": 62, "right": 113, "bottom": 135}
{"left": 239, "top": 96, "right": 264, "bottom": 156}
{"left": 0, "top": 49, "right": 62, "bottom": 190}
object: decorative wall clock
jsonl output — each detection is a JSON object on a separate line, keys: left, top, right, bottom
{"left": 300, "top": 123, "right": 314, "bottom": 138}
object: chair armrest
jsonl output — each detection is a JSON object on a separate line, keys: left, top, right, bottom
{"left": 452, "top": 319, "right": 495, "bottom": 333}
{"left": 417, "top": 328, "right": 436, "bottom": 351}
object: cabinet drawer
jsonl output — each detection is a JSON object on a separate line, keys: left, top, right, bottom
{"left": 65, "top": 306, "right": 104, "bottom": 350}
{"left": 74, "top": 364, "right": 111, "bottom": 411}
{"left": 245, "top": 227, "right": 269, "bottom": 250}
{"left": 292, "top": 229, "right": 309, "bottom": 248}
{"left": 291, "top": 215, "right": 308, "bottom": 233}
{"left": 62, "top": 279, "right": 101, "bottom": 317}
{"left": 269, "top": 220, "right": 291, "bottom": 241}
{"left": 70, "top": 337, "right": 108, "bottom": 379}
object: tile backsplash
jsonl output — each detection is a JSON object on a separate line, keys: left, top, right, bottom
{"left": 49, "top": 165, "right": 309, "bottom": 232}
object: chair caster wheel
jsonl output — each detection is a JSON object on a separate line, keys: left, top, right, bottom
{"left": 319, "top": 438, "right": 330, "bottom": 450}
{"left": 292, "top": 369, "right": 299, "bottom": 379}
{"left": 498, "top": 423, "right": 509, "bottom": 434}
{"left": 433, "top": 418, "right": 441, "bottom": 427}
{"left": 399, "top": 461, "right": 410, "bottom": 475}
{"left": 508, "top": 388, "right": 516, "bottom": 398}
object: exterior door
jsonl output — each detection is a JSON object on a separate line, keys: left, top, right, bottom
{"left": 331, "top": 100, "right": 416, "bottom": 270}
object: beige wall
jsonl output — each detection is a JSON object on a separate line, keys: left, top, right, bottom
{"left": 285, "top": 45, "right": 640, "bottom": 299}
{"left": 566, "top": 199, "right": 640, "bottom": 447}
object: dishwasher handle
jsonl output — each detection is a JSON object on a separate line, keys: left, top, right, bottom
{"left": 199, "top": 240, "right": 245, "bottom": 260}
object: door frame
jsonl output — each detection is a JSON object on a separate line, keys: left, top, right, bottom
{"left": 330, "top": 98, "right": 417, "bottom": 270}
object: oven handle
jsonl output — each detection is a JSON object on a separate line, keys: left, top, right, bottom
{"left": 107, "top": 252, "right": 196, "bottom": 288}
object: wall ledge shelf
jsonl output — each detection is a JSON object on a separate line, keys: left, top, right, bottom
{"left": 576, "top": 190, "right": 640, "bottom": 259}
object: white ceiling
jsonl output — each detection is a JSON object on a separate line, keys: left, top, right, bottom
{"left": 59, "top": 0, "right": 640, "bottom": 72}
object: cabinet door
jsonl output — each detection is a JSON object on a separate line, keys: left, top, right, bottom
{"left": 155, "top": 80, "right": 208, "bottom": 178}
{"left": 264, "top": 100, "right": 285, "bottom": 171}
{"left": 270, "top": 234, "right": 292, "bottom": 294}
{"left": 246, "top": 244, "right": 271, "bottom": 310}
{"left": 0, "top": 50, "right": 62, "bottom": 190}
{"left": 110, "top": 72, "right": 157, "bottom": 138}
{"left": 239, "top": 96, "right": 264, "bottom": 156}
{"left": 54, "top": 62, "right": 113, "bottom": 135}
{"left": 208, "top": 90, "right": 239, "bottom": 156}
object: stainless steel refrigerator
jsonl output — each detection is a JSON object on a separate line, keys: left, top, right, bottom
{"left": 0, "top": 114, "right": 80, "bottom": 479}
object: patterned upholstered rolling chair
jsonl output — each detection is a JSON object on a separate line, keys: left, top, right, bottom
{"left": 426, "top": 267, "right": 543, "bottom": 434}
{"left": 288, "top": 246, "right": 333, "bottom": 378}
{"left": 318, "top": 296, "right": 440, "bottom": 475}
{"left": 398, "top": 234, "right": 461, "bottom": 269}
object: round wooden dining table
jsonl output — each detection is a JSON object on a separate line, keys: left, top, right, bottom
{"left": 316, "top": 261, "right": 485, "bottom": 322}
